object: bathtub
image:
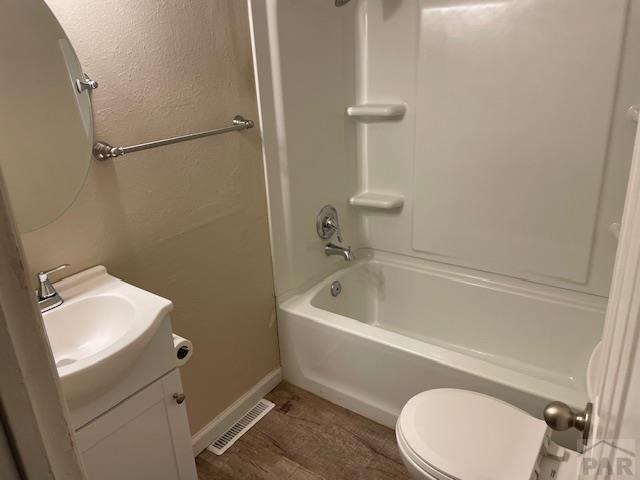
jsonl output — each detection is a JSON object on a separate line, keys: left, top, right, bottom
{"left": 278, "top": 251, "right": 605, "bottom": 447}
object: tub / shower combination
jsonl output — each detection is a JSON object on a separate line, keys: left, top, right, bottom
{"left": 278, "top": 251, "right": 604, "bottom": 446}
{"left": 248, "top": 0, "right": 633, "bottom": 451}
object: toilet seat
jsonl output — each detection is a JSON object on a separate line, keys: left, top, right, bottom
{"left": 397, "top": 422, "right": 456, "bottom": 480}
{"left": 396, "top": 389, "right": 550, "bottom": 480}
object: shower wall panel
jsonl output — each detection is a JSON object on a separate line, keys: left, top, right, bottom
{"left": 411, "top": 0, "right": 626, "bottom": 284}
{"left": 357, "top": 0, "right": 638, "bottom": 295}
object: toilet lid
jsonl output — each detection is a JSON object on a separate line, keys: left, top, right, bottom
{"left": 397, "top": 389, "right": 549, "bottom": 480}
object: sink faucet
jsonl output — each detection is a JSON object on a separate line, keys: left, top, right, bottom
{"left": 324, "top": 243, "right": 354, "bottom": 262}
{"left": 37, "top": 264, "right": 69, "bottom": 313}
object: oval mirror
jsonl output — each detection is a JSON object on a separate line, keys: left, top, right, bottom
{"left": 0, "top": 0, "right": 93, "bottom": 233}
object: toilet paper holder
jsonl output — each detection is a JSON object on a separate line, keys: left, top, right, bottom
{"left": 177, "top": 345, "right": 190, "bottom": 360}
{"left": 172, "top": 334, "right": 193, "bottom": 366}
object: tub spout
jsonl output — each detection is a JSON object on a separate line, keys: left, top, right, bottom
{"left": 324, "top": 243, "right": 354, "bottom": 262}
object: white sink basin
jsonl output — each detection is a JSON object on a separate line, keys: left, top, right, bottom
{"left": 42, "top": 266, "right": 172, "bottom": 402}
{"left": 46, "top": 296, "right": 135, "bottom": 367}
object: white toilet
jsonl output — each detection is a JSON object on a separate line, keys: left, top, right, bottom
{"left": 396, "top": 389, "right": 579, "bottom": 480}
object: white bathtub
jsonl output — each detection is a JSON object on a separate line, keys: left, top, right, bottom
{"left": 278, "top": 251, "right": 605, "bottom": 447}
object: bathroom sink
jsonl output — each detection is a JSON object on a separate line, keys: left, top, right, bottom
{"left": 45, "top": 296, "right": 135, "bottom": 367}
{"left": 41, "top": 266, "right": 172, "bottom": 403}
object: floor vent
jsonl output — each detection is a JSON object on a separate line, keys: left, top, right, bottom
{"left": 207, "top": 399, "right": 275, "bottom": 455}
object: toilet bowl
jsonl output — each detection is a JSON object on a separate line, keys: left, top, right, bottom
{"left": 396, "top": 389, "right": 579, "bottom": 480}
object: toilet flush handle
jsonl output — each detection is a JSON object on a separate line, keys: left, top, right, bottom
{"left": 544, "top": 401, "right": 592, "bottom": 450}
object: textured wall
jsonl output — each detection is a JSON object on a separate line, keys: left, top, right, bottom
{"left": 22, "top": 0, "right": 279, "bottom": 433}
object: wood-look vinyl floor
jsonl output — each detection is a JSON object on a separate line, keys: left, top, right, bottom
{"left": 196, "top": 382, "right": 411, "bottom": 480}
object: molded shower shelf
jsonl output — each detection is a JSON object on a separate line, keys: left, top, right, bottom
{"left": 349, "top": 192, "right": 404, "bottom": 210}
{"left": 346, "top": 104, "right": 406, "bottom": 120}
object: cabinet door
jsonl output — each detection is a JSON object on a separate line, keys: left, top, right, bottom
{"left": 76, "top": 370, "right": 197, "bottom": 480}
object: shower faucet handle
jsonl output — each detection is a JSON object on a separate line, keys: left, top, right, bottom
{"left": 323, "top": 216, "right": 342, "bottom": 243}
{"left": 317, "top": 205, "right": 343, "bottom": 242}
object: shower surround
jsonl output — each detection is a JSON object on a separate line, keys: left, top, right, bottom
{"left": 249, "top": 0, "right": 640, "bottom": 448}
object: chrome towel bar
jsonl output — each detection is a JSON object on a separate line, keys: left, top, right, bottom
{"left": 93, "top": 115, "right": 254, "bottom": 160}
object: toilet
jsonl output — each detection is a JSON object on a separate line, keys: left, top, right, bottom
{"left": 396, "top": 389, "right": 579, "bottom": 480}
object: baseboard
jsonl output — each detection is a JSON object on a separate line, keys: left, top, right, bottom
{"left": 191, "top": 367, "right": 282, "bottom": 456}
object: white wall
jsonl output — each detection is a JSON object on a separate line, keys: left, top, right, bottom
{"left": 250, "top": 0, "right": 364, "bottom": 296}
{"left": 253, "top": 0, "right": 639, "bottom": 299}
{"left": 357, "top": 0, "right": 638, "bottom": 297}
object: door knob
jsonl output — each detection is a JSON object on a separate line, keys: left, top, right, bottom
{"left": 544, "top": 401, "right": 592, "bottom": 449}
{"left": 173, "top": 393, "right": 186, "bottom": 405}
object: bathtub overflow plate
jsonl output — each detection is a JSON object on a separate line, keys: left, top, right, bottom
{"left": 330, "top": 281, "right": 342, "bottom": 297}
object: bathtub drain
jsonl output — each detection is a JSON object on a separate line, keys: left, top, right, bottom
{"left": 330, "top": 280, "right": 342, "bottom": 297}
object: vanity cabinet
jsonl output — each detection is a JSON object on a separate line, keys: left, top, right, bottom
{"left": 75, "top": 369, "right": 197, "bottom": 480}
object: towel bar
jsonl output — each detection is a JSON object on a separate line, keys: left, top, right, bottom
{"left": 93, "top": 115, "right": 254, "bottom": 160}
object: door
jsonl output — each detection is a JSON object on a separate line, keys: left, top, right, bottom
{"left": 0, "top": 421, "right": 20, "bottom": 480}
{"left": 581, "top": 116, "right": 640, "bottom": 479}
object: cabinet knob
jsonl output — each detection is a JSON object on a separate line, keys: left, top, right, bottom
{"left": 173, "top": 393, "right": 186, "bottom": 405}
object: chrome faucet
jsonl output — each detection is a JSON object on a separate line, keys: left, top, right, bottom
{"left": 317, "top": 205, "right": 354, "bottom": 262}
{"left": 316, "top": 205, "right": 343, "bottom": 243}
{"left": 37, "top": 264, "right": 69, "bottom": 313}
{"left": 324, "top": 243, "right": 354, "bottom": 262}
